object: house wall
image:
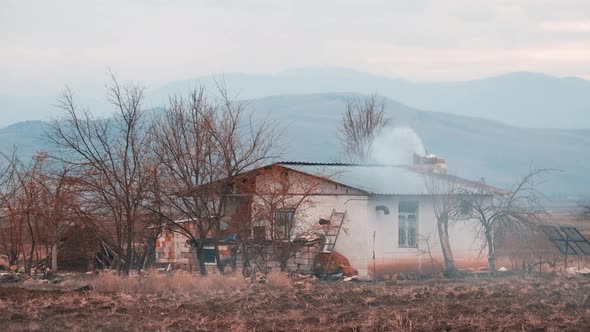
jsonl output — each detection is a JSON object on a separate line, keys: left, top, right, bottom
{"left": 251, "top": 168, "right": 489, "bottom": 277}
{"left": 364, "top": 196, "right": 487, "bottom": 276}
{"left": 249, "top": 193, "right": 488, "bottom": 277}
{"left": 281, "top": 194, "right": 371, "bottom": 275}
{"left": 154, "top": 166, "right": 489, "bottom": 277}
{"left": 155, "top": 227, "right": 192, "bottom": 266}
{"left": 251, "top": 166, "right": 372, "bottom": 274}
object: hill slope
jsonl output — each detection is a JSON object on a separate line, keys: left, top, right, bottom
{"left": 248, "top": 94, "right": 589, "bottom": 194}
{"left": 2, "top": 94, "right": 586, "bottom": 195}
{"left": 0, "top": 120, "right": 49, "bottom": 157}
{"left": 3, "top": 69, "right": 589, "bottom": 129}
{"left": 149, "top": 68, "right": 590, "bottom": 129}
{"left": 0, "top": 95, "right": 111, "bottom": 128}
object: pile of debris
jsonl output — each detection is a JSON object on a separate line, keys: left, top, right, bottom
{"left": 292, "top": 273, "right": 318, "bottom": 287}
{"left": 312, "top": 251, "right": 358, "bottom": 279}
{"left": 0, "top": 272, "right": 22, "bottom": 283}
{"left": 566, "top": 267, "right": 590, "bottom": 277}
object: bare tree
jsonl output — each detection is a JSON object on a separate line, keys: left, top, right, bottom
{"left": 0, "top": 152, "right": 59, "bottom": 273}
{"left": 0, "top": 151, "right": 22, "bottom": 268}
{"left": 25, "top": 153, "right": 81, "bottom": 272}
{"left": 461, "top": 169, "right": 547, "bottom": 274}
{"left": 340, "top": 95, "right": 389, "bottom": 163}
{"left": 151, "top": 86, "right": 280, "bottom": 275}
{"left": 48, "top": 74, "right": 155, "bottom": 273}
{"left": 0, "top": 149, "right": 142, "bottom": 274}
{"left": 424, "top": 174, "right": 462, "bottom": 276}
{"left": 11, "top": 153, "right": 46, "bottom": 274}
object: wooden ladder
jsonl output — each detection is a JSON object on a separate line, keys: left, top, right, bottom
{"left": 322, "top": 209, "right": 346, "bottom": 274}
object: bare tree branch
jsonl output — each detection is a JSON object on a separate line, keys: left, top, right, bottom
{"left": 460, "top": 169, "right": 550, "bottom": 274}
{"left": 339, "top": 95, "right": 389, "bottom": 163}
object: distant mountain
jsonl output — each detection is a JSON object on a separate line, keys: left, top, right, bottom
{"left": 1, "top": 94, "right": 588, "bottom": 196}
{"left": 246, "top": 94, "right": 589, "bottom": 195}
{"left": 3, "top": 69, "right": 589, "bottom": 128}
{"left": 0, "top": 95, "right": 111, "bottom": 128}
{"left": 0, "top": 120, "right": 49, "bottom": 157}
{"left": 148, "top": 68, "right": 590, "bottom": 129}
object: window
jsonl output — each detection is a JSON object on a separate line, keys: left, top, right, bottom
{"left": 398, "top": 201, "right": 418, "bottom": 248}
{"left": 274, "top": 209, "right": 295, "bottom": 239}
{"left": 253, "top": 225, "right": 266, "bottom": 242}
{"left": 202, "top": 246, "right": 217, "bottom": 265}
{"left": 460, "top": 199, "right": 473, "bottom": 216}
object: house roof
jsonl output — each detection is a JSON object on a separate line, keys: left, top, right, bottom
{"left": 275, "top": 162, "right": 501, "bottom": 196}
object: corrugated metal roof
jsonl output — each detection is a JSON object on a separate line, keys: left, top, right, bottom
{"left": 277, "top": 162, "right": 433, "bottom": 195}
{"left": 276, "top": 162, "right": 500, "bottom": 196}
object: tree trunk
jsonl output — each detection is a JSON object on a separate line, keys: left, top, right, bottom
{"left": 229, "top": 245, "right": 237, "bottom": 272}
{"left": 278, "top": 244, "right": 290, "bottom": 272}
{"left": 241, "top": 242, "right": 250, "bottom": 278}
{"left": 8, "top": 252, "right": 18, "bottom": 267}
{"left": 124, "top": 213, "right": 134, "bottom": 274}
{"left": 213, "top": 240, "right": 225, "bottom": 273}
{"left": 485, "top": 230, "right": 496, "bottom": 274}
{"left": 115, "top": 232, "right": 122, "bottom": 272}
{"left": 27, "top": 240, "right": 35, "bottom": 274}
{"left": 141, "top": 235, "right": 157, "bottom": 270}
{"left": 25, "top": 216, "right": 35, "bottom": 274}
{"left": 192, "top": 240, "right": 207, "bottom": 276}
{"left": 437, "top": 213, "right": 457, "bottom": 276}
{"left": 51, "top": 242, "right": 58, "bottom": 272}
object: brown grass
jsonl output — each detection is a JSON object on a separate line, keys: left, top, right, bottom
{"left": 1, "top": 275, "right": 589, "bottom": 331}
{"left": 265, "top": 271, "right": 292, "bottom": 288}
{"left": 91, "top": 271, "right": 247, "bottom": 294}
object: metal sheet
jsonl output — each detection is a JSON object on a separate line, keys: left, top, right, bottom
{"left": 540, "top": 225, "right": 579, "bottom": 255}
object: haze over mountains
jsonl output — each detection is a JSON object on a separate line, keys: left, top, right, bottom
{"left": 247, "top": 94, "right": 589, "bottom": 196}
{"left": 149, "top": 68, "right": 590, "bottom": 129}
{"left": 0, "top": 95, "right": 110, "bottom": 127}
{"left": 0, "top": 68, "right": 589, "bottom": 196}
{"left": 2, "top": 68, "right": 590, "bottom": 129}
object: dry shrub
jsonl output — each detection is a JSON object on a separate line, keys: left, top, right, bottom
{"left": 54, "top": 278, "right": 93, "bottom": 290}
{"left": 91, "top": 273, "right": 139, "bottom": 293}
{"left": 266, "top": 272, "right": 291, "bottom": 288}
{"left": 197, "top": 272, "right": 247, "bottom": 292}
{"left": 91, "top": 271, "right": 246, "bottom": 294}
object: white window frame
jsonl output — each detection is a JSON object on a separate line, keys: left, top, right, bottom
{"left": 398, "top": 200, "right": 418, "bottom": 248}
{"left": 274, "top": 209, "right": 295, "bottom": 240}
{"left": 202, "top": 246, "right": 217, "bottom": 265}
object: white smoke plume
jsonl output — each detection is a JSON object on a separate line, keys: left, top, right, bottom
{"left": 367, "top": 127, "right": 426, "bottom": 165}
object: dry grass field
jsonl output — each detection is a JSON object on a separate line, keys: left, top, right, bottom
{"left": 1, "top": 273, "right": 589, "bottom": 331}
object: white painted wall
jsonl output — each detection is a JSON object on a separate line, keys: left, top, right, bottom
{"left": 252, "top": 168, "right": 490, "bottom": 276}
{"left": 364, "top": 196, "right": 486, "bottom": 275}
{"left": 249, "top": 168, "right": 490, "bottom": 276}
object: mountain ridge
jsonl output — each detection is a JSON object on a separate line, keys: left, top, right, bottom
{"left": 2, "top": 68, "right": 589, "bottom": 129}
{"left": 4, "top": 92, "right": 585, "bottom": 195}
{"left": 147, "top": 68, "right": 590, "bottom": 129}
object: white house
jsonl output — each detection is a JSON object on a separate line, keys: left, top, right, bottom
{"left": 156, "top": 157, "right": 498, "bottom": 277}
{"left": 255, "top": 160, "right": 496, "bottom": 276}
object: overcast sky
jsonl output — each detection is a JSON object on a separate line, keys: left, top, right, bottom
{"left": 2, "top": 0, "right": 590, "bottom": 96}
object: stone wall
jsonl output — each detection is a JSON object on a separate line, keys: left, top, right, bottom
{"left": 155, "top": 227, "right": 323, "bottom": 274}
{"left": 235, "top": 242, "right": 322, "bottom": 274}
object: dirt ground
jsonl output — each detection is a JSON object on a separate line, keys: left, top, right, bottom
{"left": 1, "top": 276, "right": 589, "bottom": 331}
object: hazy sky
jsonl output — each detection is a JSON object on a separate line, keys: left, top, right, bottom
{"left": 2, "top": 0, "right": 590, "bottom": 96}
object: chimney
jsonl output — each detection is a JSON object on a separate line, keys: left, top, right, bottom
{"left": 412, "top": 153, "right": 447, "bottom": 174}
